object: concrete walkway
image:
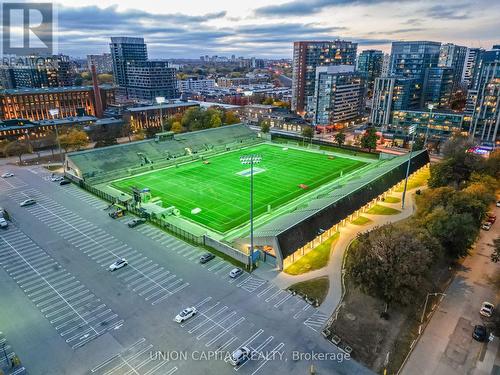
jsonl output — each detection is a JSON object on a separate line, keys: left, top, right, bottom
{"left": 271, "top": 187, "right": 419, "bottom": 315}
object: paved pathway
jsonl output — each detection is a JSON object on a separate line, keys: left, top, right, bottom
{"left": 271, "top": 187, "right": 419, "bottom": 315}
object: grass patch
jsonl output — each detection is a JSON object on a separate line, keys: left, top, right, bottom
{"left": 271, "top": 136, "right": 379, "bottom": 160}
{"left": 367, "top": 204, "right": 401, "bottom": 215}
{"left": 288, "top": 276, "right": 329, "bottom": 305}
{"left": 395, "top": 168, "right": 430, "bottom": 192}
{"left": 284, "top": 232, "right": 339, "bottom": 275}
{"left": 351, "top": 216, "right": 373, "bottom": 226}
{"left": 384, "top": 196, "right": 401, "bottom": 203}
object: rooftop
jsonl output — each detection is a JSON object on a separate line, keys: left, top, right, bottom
{"left": 0, "top": 85, "right": 115, "bottom": 96}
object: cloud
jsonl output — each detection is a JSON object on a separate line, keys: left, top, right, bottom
{"left": 255, "top": 0, "right": 405, "bottom": 16}
{"left": 425, "top": 4, "right": 470, "bottom": 20}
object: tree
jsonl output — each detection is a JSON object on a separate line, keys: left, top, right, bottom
{"left": 171, "top": 121, "right": 183, "bottom": 133}
{"left": 346, "top": 224, "right": 437, "bottom": 306}
{"left": 413, "top": 135, "right": 425, "bottom": 151}
{"left": 260, "top": 119, "right": 271, "bottom": 134}
{"left": 133, "top": 129, "right": 146, "bottom": 140}
{"left": 223, "top": 111, "right": 240, "bottom": 125}
{"left": 334, "top": 132, "right": 346, "bottom": 148}
{"left": 208, "top": 111, "right": 222, "bottom": 128}
{"left": 58, "top": 129, "right": 89, "bottom": 152}
{"left": 360, "top": 127, "right": 378, "bottom": 152}
{"left": 490, "top": 237, "right": 500, "bottom": 263}
{"left": 4, "top": 140, "right": 32, "bottom": 163}
{"left": 301, "top": 126, "right": 314, "bottom": 144}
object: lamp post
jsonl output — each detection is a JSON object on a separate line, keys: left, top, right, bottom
{"left": 423, "top": 104, "right": 434, "bottom": 146}
{"left": 240, "top": 154, "right": 262, "bottom": 271}
{"left": 155, "top": 96, "right": 166, "bottom": 132}
{"left": 401, "top": 124, "right": 418, "bottom": 210}
{"left": 49, "top": 108, "right": 64, "bottom": 165}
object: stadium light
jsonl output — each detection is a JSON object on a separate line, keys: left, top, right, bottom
{"left": 401, "top": 122, "right": 419, "bottom": 210}
{"left": 423, "top": 104, "right": 434, "bottom": 146}
{"left": 156, "top": 97, "right": 166, "bottom": 132}
{"left": 49, "top": 108, "right": 64, "bottom": 165}
{"left": 240, "top": 154, "right": 262, "bottom": 271}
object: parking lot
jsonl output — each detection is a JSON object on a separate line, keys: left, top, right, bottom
{"left": 0, "top": 225, "right": 123, "bottom": 349}
{"left": 0, "top": 166, "right": 373, "bottom": 375}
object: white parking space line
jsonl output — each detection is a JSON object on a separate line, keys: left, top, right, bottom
{"left": 0, "top": 226, "right": 123, "bottom": 350}
{"left": 9, "top": 189, "right": 190, "bottom": 305}
{"left": 303, "top": 310, "right": 329, "bottom": 332}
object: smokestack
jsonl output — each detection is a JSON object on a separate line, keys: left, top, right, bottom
{"left": 91, "top": 64, "right": 104, "bottom": 118}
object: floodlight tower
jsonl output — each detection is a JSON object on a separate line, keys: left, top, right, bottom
{"left": 423, "top": 104, "right": 434, "bottom": 146}
{"left": 156, "top": 96, "right": 166, "bottom": 132}
{"left": 240, "top": 154, "right": 262, "bottom": 271}
{"left": 49, "top": 108, "right": 64, "bottom": 165}
{"left": 401, "top": 124, "right": 418, "bottom": 210}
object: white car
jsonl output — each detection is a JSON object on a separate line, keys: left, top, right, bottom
{"left": 1, "top": 172, "right": 14, "bottom": 178}
{"left": 20, "top": 199, "right": 36, "bottom": 207}
{"left": 480, "top": 302, "right": 494, "bottom": 317}
{"left": 174, "top": 307, "right": 197, "bottom": 323}
{"left": 497, "top": 200, "right": 500, "bottom": 207}
{"left": 50, "top": 176, "right": 64, "bottom": 182}
{"left": 481, "top": 223, "right": 492, "bottom": 231}
{"left": 229, "top": 268, "right": 243, "bottom": 278}
{"left": 0, "top": 218, "right": 8, "bottom": 228}
{"left": 229, "top": 347, "right": 251, "bottom": 366}
{"left": 109, "top": 258, "right": 128, "bottom": 271}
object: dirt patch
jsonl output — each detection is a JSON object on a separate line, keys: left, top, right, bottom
{"left": 328, "top": 282, "right": 407, "bottom": 371}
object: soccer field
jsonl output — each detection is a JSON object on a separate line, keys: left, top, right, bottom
{"left": 111, "top": 144, "right": 367, "bottom": 233}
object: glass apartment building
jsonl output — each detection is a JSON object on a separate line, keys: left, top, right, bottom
{"left": 312, "top": 65, "right": 365, "bottom": 125}
{"left": 356, "top": 49, "right": 383, "bottom": 94}
{"left": 370, "top": 77, "right": 415, "bottom": 127}
{"left": 422, "top": 67, "right": 454, "bottom": 109}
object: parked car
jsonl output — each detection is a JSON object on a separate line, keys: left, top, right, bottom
{"left": 229, "top": 268, "right": 243, "bottom": 278}
{"left": 482, "top": 222, "right": 491, "bottom": 231}
{"left": 109, "top": 258, "right": 128, "bottom": 271}
{"left": 20, "top": 199, "right": 36, "bottom": 207}
{"left": 472, "top": 325, "right": 488, "bottom": 341}
{"left": 109, "top": 209, "right": 125, "bottom": 219}
{"left": 229, "top": 347, "right": 251, "bottom": 366}
{"left": 174, "top": 307, "right": 197, "bottom": 323}
{"left": 480, "top": 302, "right": 494, "bottom": 318}
{"left": 59, "top": 179, "right": 71, "bottom": 186}
{"left": 50, "top": 175, "right": 64, "bottom": 182}
{"left": 0, "top": 218, "right": 8, "bottom": 229}
{"left": 497, "top": 200, "right": 500, "bottom": 207}
{"left": 128, "top": 218, "right": 146, "bottom": 228}
{"left": 199, "top": 253, "right": 215, "bottom": 264}
{"left": 487, "top": 215, "right": 496, "bottom": 224}
{"left": 1, "top": 172, "right": 14, "bottom": 178}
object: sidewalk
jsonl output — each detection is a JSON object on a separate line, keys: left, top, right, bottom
{"left": 271, "top": 187, "right": 419, "bottom": 315}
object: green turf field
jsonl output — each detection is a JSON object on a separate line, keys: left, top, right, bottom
{"left": 111, "top": 144, "right": 367, "bottom": 233}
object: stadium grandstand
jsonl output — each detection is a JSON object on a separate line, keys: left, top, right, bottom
{"left": 65, "top": 124, "right": 430, "bottom": 270}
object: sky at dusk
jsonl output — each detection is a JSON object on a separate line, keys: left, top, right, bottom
{"left": 49, "top": 0, "right": 499, "bottom": 58}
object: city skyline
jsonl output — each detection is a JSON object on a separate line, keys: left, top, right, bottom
{"left": 49, "top": 0, "right": 499, "bottom": 58}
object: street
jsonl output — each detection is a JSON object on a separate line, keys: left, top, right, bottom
{"left": 402, "top": 205, "right": 500, "bottom": 375}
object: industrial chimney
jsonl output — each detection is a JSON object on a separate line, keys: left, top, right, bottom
{"left": 91, "top": 64, "right": 104, "bottom": 118}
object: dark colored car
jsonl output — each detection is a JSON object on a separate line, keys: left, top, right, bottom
{"left": 128, "top": 218, "right": 146, "bottom": 228}
{"left": 59, "top": 179, "right": 71, "bottom": 186}
{"left": 199, "top": 253, "right": 215, "bottom": 264}
{"left": 472, "top": 325, "right": 487, "bottom": 341}
{"left": 109, "top": 209, "right": 125, "bottom": 219}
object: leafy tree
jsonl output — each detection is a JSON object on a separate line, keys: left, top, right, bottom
{"left": 346, "top": 224, "right": 437, "bottom": 306}
{"left": 360, "top": 127, "right": 378, "bottom": 152}
{"left": 58, "top": 129, "right": 89, "bottom": 152}
{"left": 302, "top": 126, "right": 314, "bottom": 144}
{"left": 490, "top": 237, "right": 500, "bottom": 263}
{"left": 182, "top": 107, "right": 205, "bottom": 131}
{"left": 262, "top": 97, "right": 274, "bottom": 105}
{"left": 207, "top": 109, "right": 222, "bottom": 128}
{"left": 421, "top": 207, "right": 477, "bottom": 259}
{"left": 97, "top": 73, "right": 113, "bottom": 84}
{"left": 413, "top": 135, "right": 425, "bottom": 151}
{"left": 334, "top": 132, "right": 346, "bottom": 148}
{"left": 223, "top": 111, "right": 240, "bottom": 125}
{"left": 4, "top": 141, "right": 32, "bottom": 163}
{"left": 171, "top": 121, "right": 183, "bottom": 133}
{"left": 133, "top": 129, "right": 146, "bottom": 140}
{"left": 260, "top": 119, "right": 271, "bottom": 134}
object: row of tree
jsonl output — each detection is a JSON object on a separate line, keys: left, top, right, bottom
{"left": 165, "top": 107, "right": 240, "bottom": 134}
{"left": 346, "top": 135, "right": 499, "bottom": 308}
